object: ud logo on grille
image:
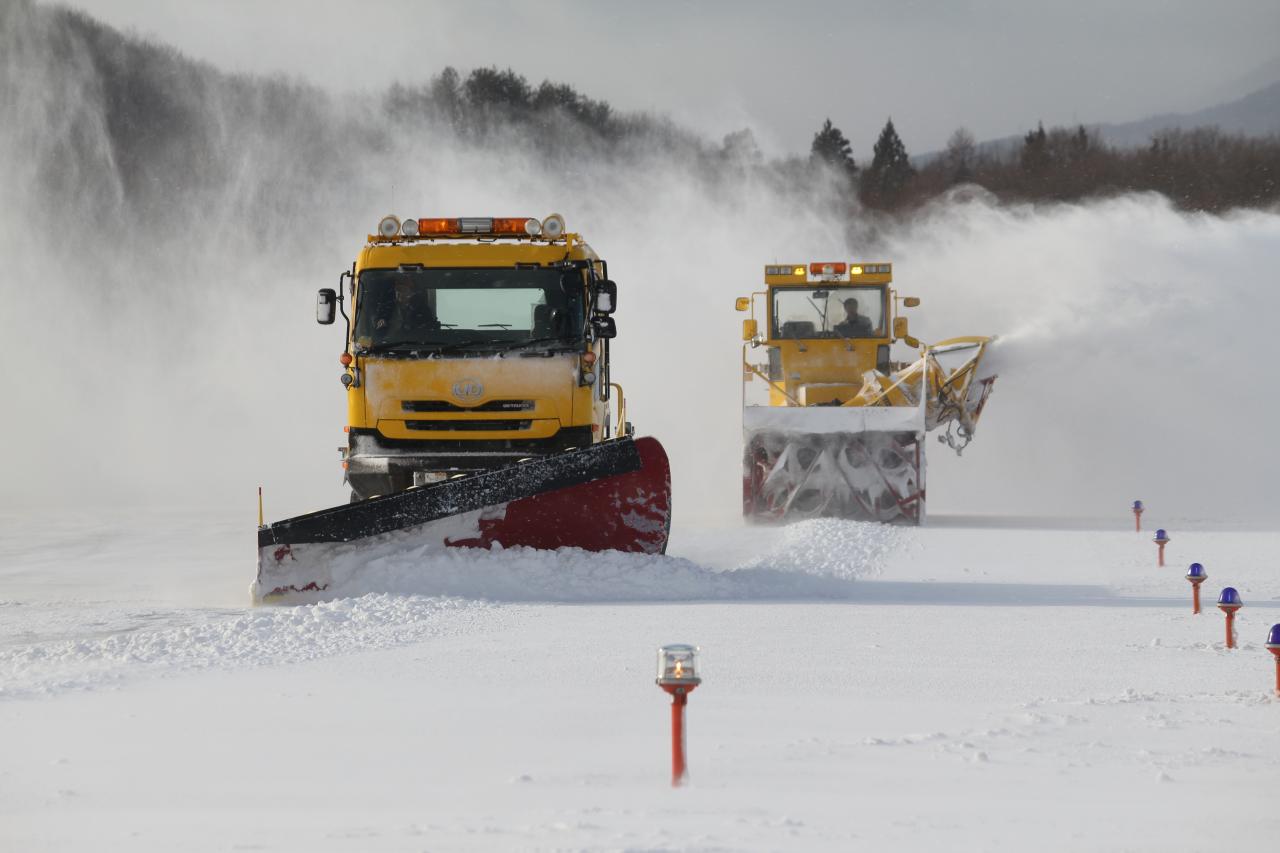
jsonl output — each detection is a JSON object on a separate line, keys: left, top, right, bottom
{"left": 452, "top": 379, "right": 484, "bottom": 401}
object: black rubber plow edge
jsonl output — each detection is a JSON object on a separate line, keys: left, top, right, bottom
{"left": 258, "top": 438, "right": 643, "bottom": 547}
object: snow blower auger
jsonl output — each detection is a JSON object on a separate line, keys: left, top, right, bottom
{"left": 735, "top": 262, "right": 997, "bottom": 525}
{"left": 254, "top": 214, "right": 672, "bottom": 603}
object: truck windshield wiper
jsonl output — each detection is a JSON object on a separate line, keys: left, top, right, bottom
{"left": 360, "top": 341, "right": 440, "bottom": 354}
{"left": 510, "top": 336, "right": 576, "bottom": 349}
{"left": 425, "top": 339, "right": 511, "bottom": 354}
{"left": 362, "top": 337, "right": 578, "bottom": 356}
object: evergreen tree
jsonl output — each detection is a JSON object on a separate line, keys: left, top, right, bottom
{"left": 1020, "top": 121, "right": 1050, "bottom": 173}
{"left": 721, "top": 128, "right": 762, "bottom": 168}
{"left": 431, "top": 66, "right": 463, "bottom": 128}
{"left": 810, "top": 118, "right": 858, "bottom": 180}
{"left": 863, "top": 118, "right": 916, "bottom": 208}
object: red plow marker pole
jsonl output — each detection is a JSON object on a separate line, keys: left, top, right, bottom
{"left": 656, "top": 644, "right": 701, "bottom": 788}
{"left": 1218, "top": 588, "right": 1242, "bottom": 650}
{"left": 1267, "top": 625, "right": 1280, "bottom": 696}
{"left": 670, "top": 691, "right": 689, "bottom": 785}
{"left": 1153, "top": 529, "right": 1169, "bottom": 567}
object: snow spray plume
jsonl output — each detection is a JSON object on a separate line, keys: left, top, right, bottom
{"left": 878, "top": 188, "right": 1280, "bottom": 521}
{"left": 0, "top": 4, "right": 847, "bottom": 519}
{"left": 4, "top": 5, "right": 1279, "bottom": 523}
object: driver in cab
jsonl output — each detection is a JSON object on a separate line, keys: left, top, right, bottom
{"left": 374, "top": 278, "right": 439, "bottom": 340}
{"left": 833, "top": 298, "right": 873, "bottom": 337}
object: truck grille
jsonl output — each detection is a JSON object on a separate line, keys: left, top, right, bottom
{"left": 404, "top": 419, "right": 533, "bottom": 432}
{"left": 402, "top": 400, "right": 535, "bottom": 413}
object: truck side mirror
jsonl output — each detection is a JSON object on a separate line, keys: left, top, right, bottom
{"left": 735, "top": 297, "right": 751, "bottom": 311}
{"left": 742, "top": 318, "right": 758, "bottom": 341}
{"left": 595, "top": 279, "right": 618, "bottom": 314}
{"left": 592, "top": 316, "right": 617, "bottom": 339}
{"left": 317, "top": 288, "right": 337, "bottom": 325}
{"left": 903, "top": 296, "right": 921, "bottom": 307}
{"left": 894, "top": 316, "right": 920, "bottom": 348}
{"left": 893, "top": 316, "right": 917, "bottom": 345}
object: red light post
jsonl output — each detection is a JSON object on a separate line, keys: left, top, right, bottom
{"left": 1153, "top": 529, "right": 1170, "bottom": 567}
{"left": 1132, "top": 499, "right": 1144, "bottom": 532}
{"left": 1267, "top": 625, "right": 1280, "bottom": 696}
{"left": 656, "top": 644, "right": 701, "bottom": 787}
{"left": 1185, "top": 563, "right": 1207, "bottom": 614}
{"left": 1218, "top": 587, "right": 1243, "bottom": 650}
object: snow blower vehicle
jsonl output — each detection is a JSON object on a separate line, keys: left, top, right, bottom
{"left": 254, "top": 214, "right": 671, "bottom": 602}
{"left": 736, "top": 262, "right": 997, "bottom": 525}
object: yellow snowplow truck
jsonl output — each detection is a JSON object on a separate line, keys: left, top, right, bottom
{"left": 736, "top": 262, "right": 997, "bottom": 524}
{"left": 254, "top": 214, "right": 671, "bottom": 602}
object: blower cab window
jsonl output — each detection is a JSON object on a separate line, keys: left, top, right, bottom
{"left": 772, "top": 286, "right": 887, "bottom": 340}
{"left": 354, "top": 267, "right": 586, "bottom": 353}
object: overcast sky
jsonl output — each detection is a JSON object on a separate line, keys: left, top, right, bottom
{"left": 58, "top": 0, "right": 1280, "bottom": 157}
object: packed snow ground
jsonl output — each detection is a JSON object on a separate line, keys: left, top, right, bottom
{"left": 2, "top": 510, "right": 1279, "bottom": 851}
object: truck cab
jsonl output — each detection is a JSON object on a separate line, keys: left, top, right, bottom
{"left": 317, "top": 214, "right": 622, "bottom": 499}
{"left": 741, "top": 262, "right": 918, "bottom": 407}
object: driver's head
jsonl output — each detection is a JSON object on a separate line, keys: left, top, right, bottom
{"left": 842, "top": 298, "right": 859, "bottom": 318}
{"left": 393, "top": 278, "right": 415, "bottom": 305}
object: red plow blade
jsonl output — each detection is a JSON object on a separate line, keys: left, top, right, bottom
{"left": 254, "top": 437, "right": 671, "bottom": 602}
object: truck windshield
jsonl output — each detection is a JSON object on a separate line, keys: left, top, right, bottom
{"left": 353, "top": 267, "right": 586, "bottom": 352}
{"left": 771, "top": 286, "right": 886, "bottom": 339}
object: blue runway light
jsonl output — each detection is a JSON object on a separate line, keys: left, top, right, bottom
{"left": 1268, "top": 624, "right": 1280, "bottom": 649}
{"left": 1155, "top": 528, "right": 1168, "bottom": 541}
{"left": 1218, "top": 587, "right": 1242, "bottom": 607}
{"left": 1185, "top": 563, "right": 1207, "bottom": 613}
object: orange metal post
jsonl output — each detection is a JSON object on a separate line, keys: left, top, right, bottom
{"left": 670, "top": 692, "right": 688, "bottom": 786}
{"left": 1192, "top": 585, "right": 1201, "bottom": 615}
{"left": 1134, "top": 508, "right": 1143, "bottom": 532}
{"left": 1226, "top": 612, "right": 1237, "bottom": 649}
{"left": 1157, "top": 542, "right": 1166, "bottom": 567}
{"left": 1269, "top": 628, "right": 1280, "bottom": 695}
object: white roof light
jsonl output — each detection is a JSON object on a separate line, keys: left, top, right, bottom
{"left": 541, "top": 213, "right": 566, "bottom": 239}
{"left": 377, "top": 215, "right": 401, "bottom": 238}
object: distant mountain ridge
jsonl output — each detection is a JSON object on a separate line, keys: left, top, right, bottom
{"left": 1097, "top": 79, "right": 1280, "bottom": 148}
{"left": 917, "top": 77, "right": 1280, "bottom": 164}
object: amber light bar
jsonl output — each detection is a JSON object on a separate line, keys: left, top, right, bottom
{"left": 415, "top": 217, "right": 541, "bottom": 236}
